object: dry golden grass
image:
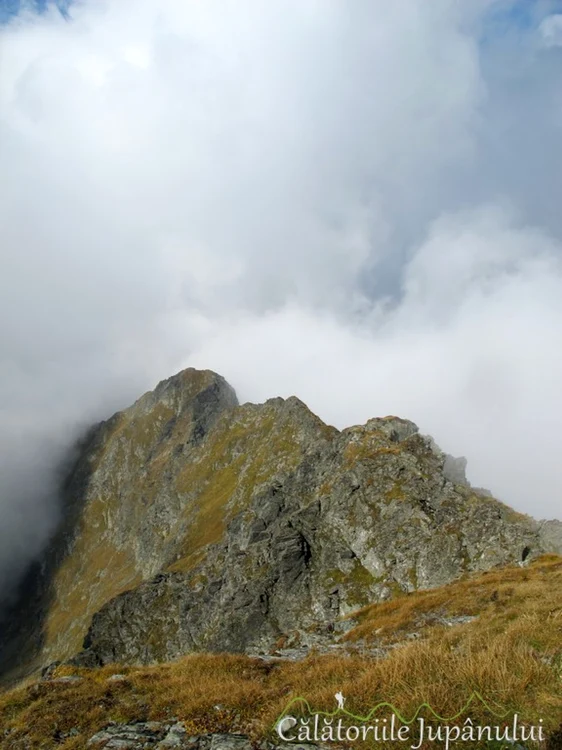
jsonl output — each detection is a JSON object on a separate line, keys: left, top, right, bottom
{"left": 346, "top": 553, "right": 562, "bottom": 645}
{"left": 1, "top": 555, "right": 561, "bottom": 749}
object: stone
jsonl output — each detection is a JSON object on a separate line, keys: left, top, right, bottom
{"left": 209, "top": 735, "right": 251, "bottom": 750}
{"left": 159, "top": 723, "right": 189, "bottom": 748}
{"left": 86, "top": 729, "right": 325, "bottom": 750}
{"left": 442, "top": 455, "right": 469, "bottom": 486}
{"left": 539, "top": 520, "right": 562, "bottom": 555}
{"left": 87, "top": 721, "right": 169, "bottom": 748}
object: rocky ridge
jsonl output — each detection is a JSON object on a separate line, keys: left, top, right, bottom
{"left": 1, "top": 368, "right": 560, "bottom": 679}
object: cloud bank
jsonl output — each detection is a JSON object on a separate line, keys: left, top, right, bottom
{"left": 1, "top": 0, "right": 562, "bottom": 600}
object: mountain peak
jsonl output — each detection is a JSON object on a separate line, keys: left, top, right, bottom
{"left": 1, "top": 369, "right": 557, "bottom": 682}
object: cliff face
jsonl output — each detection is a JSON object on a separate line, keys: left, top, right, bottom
{"left": 2, "top": 368, "right": 559, "bottom": 676}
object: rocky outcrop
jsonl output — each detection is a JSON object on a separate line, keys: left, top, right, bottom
{"left": 87, "top": 726, "right": 318, "bottom": 750}
{"left": 1, "top": 368, "right": 556, "bottom": 677}
{"left": 87, "top": 721, "right": 190, "bottom": 748}
{"left": 539, "top": 520, "right": 562, "bottom": 555}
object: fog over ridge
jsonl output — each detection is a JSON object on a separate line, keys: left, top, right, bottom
{"left": 1, "top": 0, "right": 562, "bottom": 604}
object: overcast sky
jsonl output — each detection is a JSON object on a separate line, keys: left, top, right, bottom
{"left": 1, "top": 0, "right": 562, "bottom": 601}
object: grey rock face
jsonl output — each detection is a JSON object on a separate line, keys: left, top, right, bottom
{"left": 442, "top": 455, "right": 469, "bottom": 486}
{"left": 4, "top": 368, "right": 557, "bottom": 676}
{"left": 87, "top": 727, "right": 322, "bottom": 750}
{"left": 87, "top": 721, "right": 188, "bottom": 748}
{"left": 539, "top": 520, "right": 562, "bottom": 554}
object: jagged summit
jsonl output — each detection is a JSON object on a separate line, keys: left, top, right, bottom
{"left": 1, "top": 368, "right": 559, "bottom": 681}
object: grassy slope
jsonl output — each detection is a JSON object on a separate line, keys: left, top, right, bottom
{"left": 1, "top": 555, "right": 561, "bottom": 749}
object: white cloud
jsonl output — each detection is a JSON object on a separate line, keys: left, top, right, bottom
{"left": 185, "top": 208, "right": 562, "bottom": 516}
{"left": 540, "top": 13, "right": 562, "bottom": 46}
{"left": 1, "top": 0, "right": 562, "bottom": 602}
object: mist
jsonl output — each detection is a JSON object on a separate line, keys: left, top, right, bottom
{"left": 1, "top": 0, "right": 562, "bottom": 603}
